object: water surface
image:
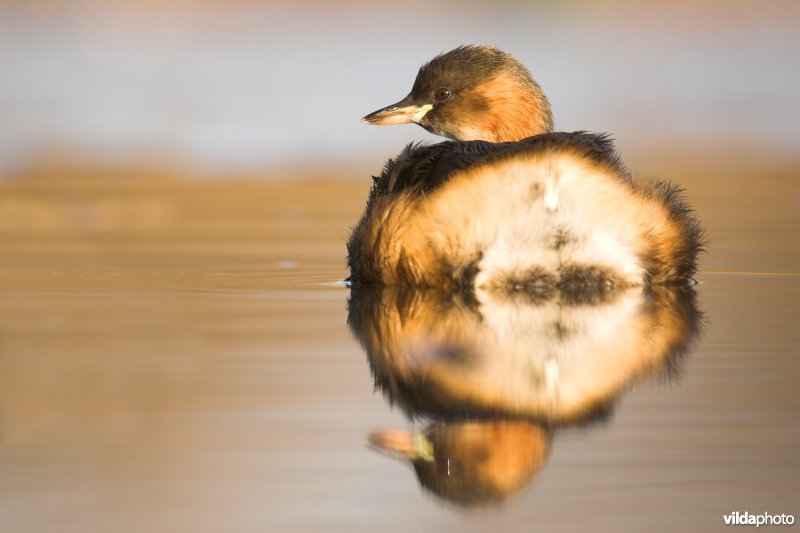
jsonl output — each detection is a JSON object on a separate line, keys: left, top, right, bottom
{"left": 0, "top": 169, "right": 798, "bottom": 531}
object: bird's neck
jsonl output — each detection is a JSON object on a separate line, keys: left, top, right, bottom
{"left": 455, "top": 74, "right": 554, "bottom": 142}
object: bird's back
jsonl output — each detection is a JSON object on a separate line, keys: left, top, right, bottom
{"left": 347, "top": 132, "right": 701, "bottom": 292}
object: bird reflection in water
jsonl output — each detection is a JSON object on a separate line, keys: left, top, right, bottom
{"left": 347, "top": 283, "right": 701, "bottom": 507}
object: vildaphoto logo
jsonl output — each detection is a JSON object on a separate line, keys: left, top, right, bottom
{"left": 723, "top": 511, "right": 795, "bottom": 527}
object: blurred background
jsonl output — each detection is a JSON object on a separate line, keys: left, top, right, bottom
{"left": 1, "top": 1, "right": 799, "bottom": 532}
{"left": 1, "top": 0, "right": 799, "bottom": 177}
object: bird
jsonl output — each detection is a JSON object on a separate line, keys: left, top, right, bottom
{"left": 347, "top": 45, "right": 703, "bottom": 293}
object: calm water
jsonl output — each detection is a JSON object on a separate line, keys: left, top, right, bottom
{"left": 0, "top": 169, "right": 798, "bottom": 532}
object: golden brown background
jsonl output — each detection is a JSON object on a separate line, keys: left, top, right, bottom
{"left": 1, "top": 1, "right": 798, "bottom": 531}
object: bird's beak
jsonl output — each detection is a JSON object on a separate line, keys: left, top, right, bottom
{"left": 361, "top": 95, "right": 433, "bottom": 126}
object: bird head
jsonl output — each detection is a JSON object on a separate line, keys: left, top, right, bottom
{"left": 362, "top": 45, "right": 554, "bottom": 143}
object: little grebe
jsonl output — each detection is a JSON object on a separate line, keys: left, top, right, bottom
{"left": 347, "top": 45, "right": 702, "bottom": 290}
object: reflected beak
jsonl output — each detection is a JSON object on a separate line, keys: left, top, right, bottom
{"left": 361, "top": 95, "right": 433, "bottom": 126}
{"left": 368, "top": 429, "right": 434, "bottom": 461}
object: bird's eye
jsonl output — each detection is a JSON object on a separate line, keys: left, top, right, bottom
{"left": 434, "top": 87, "right": 451, "bottom": 103}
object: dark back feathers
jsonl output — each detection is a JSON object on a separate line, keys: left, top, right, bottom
{"left": 376, "top": 131, "right": 627, "bottom": 196}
